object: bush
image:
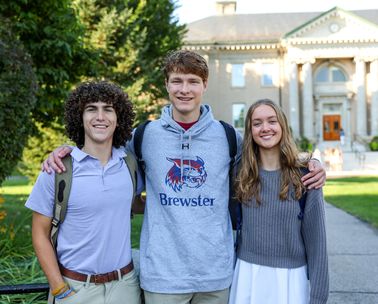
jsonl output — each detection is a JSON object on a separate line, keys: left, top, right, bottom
{"left": 296, "top": 136, "right": 313, "bottom": 152}
{"left": 370, "top": 136, "right": 378, "bottom": 151}
{"left": 0, "top": 24, "right": 37, "bottom": 184}
{"left": 19, "top": 122, "right": 71, "bottom": 183}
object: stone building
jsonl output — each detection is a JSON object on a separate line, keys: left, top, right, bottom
{"left": 184, "top": 1, "right": 378, "bottom": 150}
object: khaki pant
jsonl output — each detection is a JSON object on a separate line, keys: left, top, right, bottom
{"left": 55, "top": 269, "right": 141, "bottom": 304}
{"left": 144, "top": 288, "right": 229, "bottom": 304}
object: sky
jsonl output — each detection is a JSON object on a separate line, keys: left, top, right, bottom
{"left": 175, "top": 0, "right": 378, "bottom": 24}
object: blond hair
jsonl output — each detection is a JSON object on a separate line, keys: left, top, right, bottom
{"left": 235, "top": 99, "right": 310, "bottom": 204}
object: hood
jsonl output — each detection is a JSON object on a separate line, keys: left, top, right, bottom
{"left": 160, "top": 104, "right": 214, "bottom": 137}
{"left": 159, "top": 104, "right": 215, "bottom": 183}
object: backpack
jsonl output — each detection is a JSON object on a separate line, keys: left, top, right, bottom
{"left": 133, "top": 119, "right": 240, "bottom": 229}
{"left": 50, "top": 153, "right": 138, "bottom": 249}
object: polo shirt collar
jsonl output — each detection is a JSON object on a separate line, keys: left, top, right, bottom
{"left": 71, "top": 146, "right": 126, "bottom": 163}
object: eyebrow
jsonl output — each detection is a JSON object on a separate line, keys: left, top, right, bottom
{"left": 252, "top": 115, "right": 277, "bottom": 120}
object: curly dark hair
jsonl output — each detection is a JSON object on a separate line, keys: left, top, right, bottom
{"left": 64, "top": 80, "right": 135, "bottom": 148}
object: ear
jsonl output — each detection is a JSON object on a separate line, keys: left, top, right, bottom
{"left": 203, "top": 80, "right": 208, "bottom": 91}
{"left": 165, "top": 79, "right": 169, "bottom": 92}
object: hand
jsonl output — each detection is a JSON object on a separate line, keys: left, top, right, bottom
{"left": 132, "top": 194, "right": 146, "bottom": 214}
{"left": 66, "top": 290, "right": 76, "bottom": 298}
{"left": 301, "top": 159, "right": 326, "bottom": 189}
{"left": 41, "top": 146, "right": 73, "bottom": 174}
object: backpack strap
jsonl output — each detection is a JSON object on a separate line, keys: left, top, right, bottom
{"left": 124, "top": 153, "right": 138, "bottom": 200}
{"left": 297, "top": 167, "right": 310, "bottom": 220}
{"left": 51, "top": 155, "right": 73, "bottom": 249}
{"left": 134, "top": 120, "right": 151, "bottom": 183}
{"left": 219, "top": 120, "right": 237, "bottom": 166}
{"left": 219, "top": 121, "right": 242, "bottom": 251}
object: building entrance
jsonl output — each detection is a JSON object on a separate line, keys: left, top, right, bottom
{"left": 323, "top": 114, "right": 341, "bottom": 140}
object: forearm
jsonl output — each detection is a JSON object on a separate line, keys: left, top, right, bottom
{"left": 32, "top": 212, "right": 65, "bottom": 290}
{"left": 33, "top": 234, "right": 65, "bottom": 290}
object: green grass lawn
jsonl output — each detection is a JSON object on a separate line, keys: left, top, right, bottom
{"left": 324, "top": 176, "right": 378, "bottom": 228}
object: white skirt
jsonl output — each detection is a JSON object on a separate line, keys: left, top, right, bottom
{"left": 229, "top": 259, "right": 309, "bottom": 304}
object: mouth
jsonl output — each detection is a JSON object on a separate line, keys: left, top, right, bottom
{"left": 260, "top": 134, "right": 274, "bottom": 140}
{"left": 177, "top": 96, "right": 193, "bottom": 102}
{"left": 93, "top": 124, "right": 108, "bottom": 129}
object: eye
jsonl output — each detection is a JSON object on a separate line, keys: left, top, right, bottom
{"left": 85, "top": 106, "right": 96, "bottom": 112}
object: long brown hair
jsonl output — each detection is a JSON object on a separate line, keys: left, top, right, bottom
{"left": 235, "top": 99, "right": 310, "bottom": 204}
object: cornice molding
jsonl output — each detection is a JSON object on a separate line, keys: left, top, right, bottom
{"left": 184, "top": 37, "right": 378, "bottom": 51}
{"left": 183, "top": 43, "right": 280, "bottom": 51}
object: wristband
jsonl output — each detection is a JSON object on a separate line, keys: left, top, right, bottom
{"left": 52, "top": 283, "right": 68, "bottom": 296}
{"left": 55, "top": 288, "right": 73, "bottom": 299}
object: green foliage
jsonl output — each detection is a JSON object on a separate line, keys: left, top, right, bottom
{"left": 369, "top": 136, "right": 378, "bottom": 151}
{"left": 18, "top": 122, "right": 71, "bottom": 183}
{"left": 0, "top": 24, "right": 37, "bottom": 184}
{"left": 296, "top": 136, "right": 313, "bottom": 152}
{"left": 73, "top": 0, "right": 185, "bottom": 124}
{"left": 0, "top": 0, "right": 95, "bottom": 125}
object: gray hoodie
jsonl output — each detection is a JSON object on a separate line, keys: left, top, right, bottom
{"left": 128, "top": 104, "right": 242, "bottom": 293}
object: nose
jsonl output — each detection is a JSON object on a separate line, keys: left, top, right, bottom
{"left": 181, "top": 81, "right": 190, "bottom": 93}
{"left": 261, "top": 121, "right": 270, "bottom": 131}
{"left": 97, "top": 109, "right": 105, "bottom": 120}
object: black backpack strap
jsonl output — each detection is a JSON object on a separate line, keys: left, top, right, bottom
{"left": 219, "top": 120, "right": 237, "bottom": 166}
{"left": 134, "top": 120, "right": 151, "bottom": 183}
{"left": 298, "top": 167, "right": 310, "bottom": 220}
{"left": 220, "top": 120, "right": 242, "bottom": 236}
{"left": 51, "top": 155, "right": 73, "bottom": 249}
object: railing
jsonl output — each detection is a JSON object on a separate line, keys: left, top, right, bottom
{"left": 0, "top": 283, "right": 48, "bottom": 298}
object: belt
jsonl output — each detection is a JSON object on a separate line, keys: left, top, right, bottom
{"left": 59, "top": 261, "right": 134, "bottom": 284}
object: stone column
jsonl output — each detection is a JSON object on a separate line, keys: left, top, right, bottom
{"left": 289, "top": 62, "right": 300, "bottom": 138}
{"left": 370, "top": 59, "right": 378, "bottom": 136}
{"left": 354, "top": 57, "right": 367, "bottom": 137}
{"left": 302, "top": 61, "right": 314, "bottom": 140}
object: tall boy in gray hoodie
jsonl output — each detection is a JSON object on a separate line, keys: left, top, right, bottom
{"left": 43, "top": 50, "right": 326, "bottom": 304}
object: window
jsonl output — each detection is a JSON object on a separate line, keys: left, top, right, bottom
{"left": 262, "top": 63, "right": 274, "bottom": 86}
{"left": 331, "top": 67, "right": 346, "bottom": 82}
{"left": 315, "top": 65, "right": 347, "bottom": 83}
{"left": 232, "top": 104, "right": 245, "bottom": 129}
{"left": 231, "top": 64, "right": 245, "bottom": 87}
{"left": 316, "top": 67, "right": 329, "bottom": 82}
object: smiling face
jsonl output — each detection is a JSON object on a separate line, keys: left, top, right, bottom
{"left": 251, "top": 104, "right": 282, "bottom": 152}
{"left": 166, "top": 72, "right": 207, "bottom": 123}
{"left": 82, "top": 102, "right": 117, "bottom": 148}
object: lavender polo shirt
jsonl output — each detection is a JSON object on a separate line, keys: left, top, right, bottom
{"left": 26, "top": 147, "right": 140, "bottom": 274}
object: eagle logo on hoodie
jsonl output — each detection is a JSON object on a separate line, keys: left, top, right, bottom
{"left": 165, "top": 157, "right": 207, "bottom": 192}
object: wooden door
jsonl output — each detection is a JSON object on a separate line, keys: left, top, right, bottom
{"left": 323, "top": 115, "right": 341, "bottom": 140}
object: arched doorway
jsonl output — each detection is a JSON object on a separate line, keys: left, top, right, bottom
{"left": 313, "top": 63, "right": 350, "bottom": 146}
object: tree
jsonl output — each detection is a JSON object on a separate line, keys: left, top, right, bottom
{"left": 19, "top": 123, "right": 71, "bottom": 183}
{"left": 0, "top": 24, "right": 37, "bottom": 184}
{"left": 73, "top": 0, "right": 185, "bottom": 124}
{"left": 0, "top": 0, "right": 94, "bottom": 125}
